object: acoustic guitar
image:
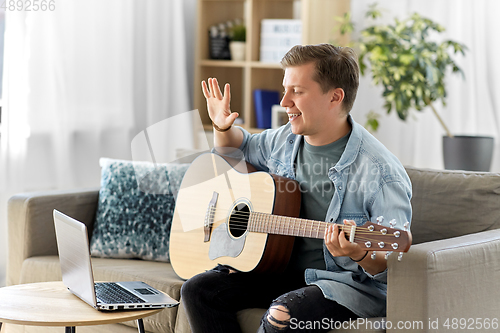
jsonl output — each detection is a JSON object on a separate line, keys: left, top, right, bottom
{"left": 170, "top": 153, "right": 412, "bottom": 280}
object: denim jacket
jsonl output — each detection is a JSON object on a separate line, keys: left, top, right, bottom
{"left": 224, "top": 116, "right": 412, "bottom": 318}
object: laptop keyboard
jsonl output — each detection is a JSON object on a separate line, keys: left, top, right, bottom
{"left": 95, "top": 282, "right": 146, "bottom": 304}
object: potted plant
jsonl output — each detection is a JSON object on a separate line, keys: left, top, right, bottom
{"left": 229, "top": 23, "right": 246, "bottom": 61}
{"left": 336, "top": 5, "right": 494, "bottom": 171}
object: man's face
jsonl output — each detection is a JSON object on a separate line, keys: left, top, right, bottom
{"left": 281, "top": 62, "right": 339, "bottom": 142}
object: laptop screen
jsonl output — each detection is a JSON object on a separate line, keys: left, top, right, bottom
{"left": 54, "top": 210, "right": 97, "bottom": 307}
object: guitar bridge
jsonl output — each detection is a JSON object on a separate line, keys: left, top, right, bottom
{"left": 204, "top": 191, "right": 219, "bottom": 242}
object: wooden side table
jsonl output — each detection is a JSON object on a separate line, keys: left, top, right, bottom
{"left": 0, "top": 281, "right": 167, "bottom": 332}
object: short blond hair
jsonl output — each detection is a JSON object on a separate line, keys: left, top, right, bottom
{"left": 280, "top": 44, "right": 359, "bottom": 113}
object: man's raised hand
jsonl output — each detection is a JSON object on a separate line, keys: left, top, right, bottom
{"left": 201, "top": 78, "right": 239, "bottom": 130}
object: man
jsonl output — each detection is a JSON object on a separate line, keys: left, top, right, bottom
{"left": 181, "top": 44, "right": 412, "bottom": 332}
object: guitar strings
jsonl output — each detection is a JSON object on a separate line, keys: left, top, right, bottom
{"left": 204, "top": 213, "right": 400, "bottom": 247}
{"left": 217, "top": 218, "right": 400, "bottom": 237}
{"left": 204, "top": 209, "right": 406, "bottom": 247}
{"left": 226, "top": 220, "right": 398, "bottom": 237}
{"left": 216, "top": 222, "right": 400, "bottom": 242}
{"left": 203, "top": 217, "right": 398, "bottom": 247}
{"left": 209, "top": 207, "right": 376, "bottom": 230}
{"left": 206, "top": 209, "right": 402, "bottom": 241}
{"left": 210, "top": 209, "right": 400, "bottom": 236}
{"left": 207, "top": 208, "right": 368, "bottom": 230}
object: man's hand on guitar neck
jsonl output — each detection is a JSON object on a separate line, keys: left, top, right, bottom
{"left": 325, "top": 220, "right": 388, "bottom": 276}
{"left": 201, "top": 77, "right": 243, "bottom": 149}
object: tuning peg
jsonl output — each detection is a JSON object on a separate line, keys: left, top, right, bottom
{"left": 371, "top": 252, "right": 377, "bottom": 260}
{"left": 385, "top": 251, "right": 393, "bottom": 260}
{"left": 376, "top": 216, "right": 384, "bottom": 225}
{"left": 403, "top": 221, "right": 410, "bottom": 231}
{"left": 398, "top": 252, "right": 404, "bottom": 261}
{"left": 389, "top": 219, "right": 397, "bottom": 228}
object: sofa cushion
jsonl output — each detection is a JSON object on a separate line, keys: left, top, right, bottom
{"left": 19, "top": 256, "right": 63, "bottom": 284}
{"left": 90, "top": 158, "right": 189, "bottom": 262}
{"left": 405, "top": 166, "right": 500, "bottom": 244}
{"left": 19, "top": 256, "right": 183, "bottom": 333}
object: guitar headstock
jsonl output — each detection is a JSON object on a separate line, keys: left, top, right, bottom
{"left": 344, "top": 217, "right": 412, "bottom": 261}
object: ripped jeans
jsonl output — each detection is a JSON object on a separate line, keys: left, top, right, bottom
{"left": 181, "top": 265, "right": 358, "bottom": 333}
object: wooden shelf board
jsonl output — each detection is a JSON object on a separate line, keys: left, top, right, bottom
{"left": 200, "top": 60, "right": 246, "bottom": 68}
{"left": 200, "top": 60, "right": 283, "bottom": 69}
{"left": 249, "top": 61, "right": 282, "bottom": 69}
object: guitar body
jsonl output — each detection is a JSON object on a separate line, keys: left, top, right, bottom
{"left": 170, "top": 153, "right": 301, "bottom": 280}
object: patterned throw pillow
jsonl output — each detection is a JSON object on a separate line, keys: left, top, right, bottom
{"left": 90, "top": 158, "right": 189, "bottom": 262}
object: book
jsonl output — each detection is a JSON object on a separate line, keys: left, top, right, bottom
{"left": 253, "top": 89, "right": 281, "bottom": 129}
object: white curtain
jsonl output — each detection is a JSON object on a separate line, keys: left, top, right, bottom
{"left": 0, "top": 0, "right": 197, "bottom": 287}
{"left": 350, "top": 0, "right": 500, "bottom": 172}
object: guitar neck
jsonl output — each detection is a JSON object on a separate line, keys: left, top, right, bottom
{"left": 246, "top": 212, "right": 412, "bottom": 254}
{"left": 248, "top": 212, "right": 329, "bottom": 239}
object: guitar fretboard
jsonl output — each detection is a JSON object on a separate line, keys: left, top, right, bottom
{"left": 248, "top": 212, "right": 334, "bottom": 239}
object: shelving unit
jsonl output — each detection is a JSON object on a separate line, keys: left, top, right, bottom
{"left": 194, "top": 0, "right": 351, "bottom": 133}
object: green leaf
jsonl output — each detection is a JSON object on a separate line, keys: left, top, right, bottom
{"left": 366, "top": 3, "right": 382, "bottom": 20}
{"left": 415, "top": 86, "right": 423, "bottom": 98}
{"left": 365, "top": 111, "right": 380, "bottom": 132}
{"left": 345, "top": 5, "right": 467, "bottom": 129}
{"left": 399, "top": 53, "right": 414, "bottom": 65}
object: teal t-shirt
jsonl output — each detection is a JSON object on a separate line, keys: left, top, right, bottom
{"left": 287, "top": 131, "right": 351, "bottom": 273}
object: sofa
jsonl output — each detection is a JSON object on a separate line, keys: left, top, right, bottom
{"left": 5, "top": 165, "right": 500, "bottom": 333}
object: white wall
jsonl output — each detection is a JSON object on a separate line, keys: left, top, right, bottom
{"left": 350, "top": 0, "right": 500, "bottom": 172}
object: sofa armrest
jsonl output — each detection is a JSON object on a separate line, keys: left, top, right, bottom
{"left": 7, "top": 188, "right": 99, "bottom": 286}
{"left": 386, "top": 229, "right": 500, "bottom": 332}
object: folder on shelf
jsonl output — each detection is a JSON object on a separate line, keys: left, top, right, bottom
{"left": 253, "top": 89, "right": 280, "bottom": 129}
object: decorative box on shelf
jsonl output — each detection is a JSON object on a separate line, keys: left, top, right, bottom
{"left": 272, "top": 105, "right": 288, "bottom": 129}
{"left": 260, "top": 19, "right": 302, "bottom": 63}
{"left": 209, "top": 24, "right": 231, "bottom": 60}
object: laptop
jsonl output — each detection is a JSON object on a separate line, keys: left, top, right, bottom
{"left": 53, "top": 209, "right": 179, "bottom": 311}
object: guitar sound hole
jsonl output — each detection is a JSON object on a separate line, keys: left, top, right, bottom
{"left": 229, "top": 203, "right": 250, "bottom": 238}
